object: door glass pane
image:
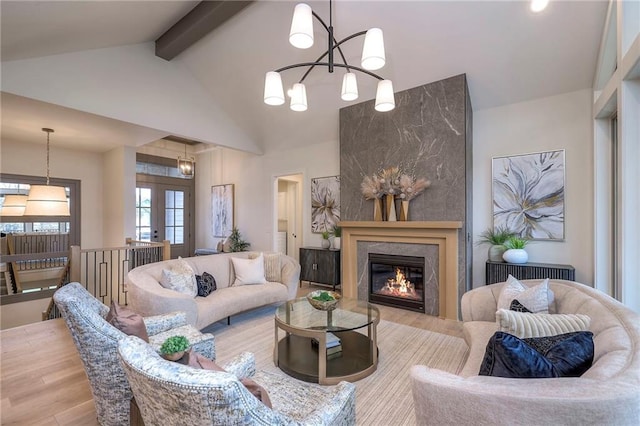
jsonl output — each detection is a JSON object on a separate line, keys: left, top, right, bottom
{"left": 166, "top": 190, "right": 175, "bottom": 208}
{"left": 136, "top": 188, "right": 152, "bottom": 241}
{"left": 165, "top": 190, "right": 185, "bottom": 245}
{"left": 165, "top": 209, "right": 175, "bottom": 226}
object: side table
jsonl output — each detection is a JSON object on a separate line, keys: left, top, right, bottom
{"left": 486, "top": 261, "right": 575, "bottom": 285}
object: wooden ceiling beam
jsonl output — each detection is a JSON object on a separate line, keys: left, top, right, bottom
{"left": 155, "top": 1, "right": 254, "bottom": 61}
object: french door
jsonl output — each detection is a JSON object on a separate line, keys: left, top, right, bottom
{"left": 136, "top": 178, "right": 194, "bottom": 259}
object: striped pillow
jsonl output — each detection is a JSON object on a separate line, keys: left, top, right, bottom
{"left": 496, "top": 309, "right": 591, "bottom": 338}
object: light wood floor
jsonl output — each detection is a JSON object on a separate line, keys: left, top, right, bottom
{"left": 0, "top": 283, "right": 463, "bottom": 425}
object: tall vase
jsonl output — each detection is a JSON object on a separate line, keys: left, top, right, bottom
{"left": 385, "top": 194, "right": 397, "bottom": 221}
{"left": 373, "top": 198, "right": 383, "bottom": 221}
{"left": 399, "top": 200, "right": 409, "bottom": 221}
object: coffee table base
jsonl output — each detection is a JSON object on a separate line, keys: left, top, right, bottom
{"left": 276, "top": 331, "right": 377, "bottom": 385}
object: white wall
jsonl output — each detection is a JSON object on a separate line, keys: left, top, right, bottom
{"left": 472, "top": 89, "right": 594, "bottom": 287}
{"left": 195, "top": 141, "right": 339, "bottom": 252}
{"left": 103, "top": 146, "right": 136, "bottom": 247}
{"left": 0, "top": 298, "right": 50, "bottom": 329}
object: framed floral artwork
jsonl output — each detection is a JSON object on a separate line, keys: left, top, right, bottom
{"left": 492, "top": 150, "right": 565, "bottom": 240}
{"left": 311, "top": 175, "right": 340, "bottom": 233}
{"left": 211, "top": 184, "right": 234, "bottom": 238}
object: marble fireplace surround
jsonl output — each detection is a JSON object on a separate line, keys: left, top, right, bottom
{"left": 341, "top": 221, "right": 462, "bottom": 320}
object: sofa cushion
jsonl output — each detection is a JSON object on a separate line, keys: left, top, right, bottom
{"left": 231, "top": 254, "right": 267, "bottom": 286}
{"left": 106, "top": 301, "right": 149, "bottom": 342}
{"left": 160, "top": 258, "right": 198, "bottom": 297}
{"left": 497, "top": 275, "right": 553, "bottom": 313}
{"left": 479, "top": 331, "right": 594, "bottom": 378}
{"left": 195, "top": 272, "right": 217, "bottom": 297}
{"left": 497, "top": 309, "right": 591, "bottom": 338}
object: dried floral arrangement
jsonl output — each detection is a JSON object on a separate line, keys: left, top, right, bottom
{"left": 361, "top": 167, "right": 431, "bottom": 201}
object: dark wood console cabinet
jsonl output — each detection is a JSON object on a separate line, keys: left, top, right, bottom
{"left": 299, "top": 247, "right": 340, "bottom": 290}
{"left": 486, "top": 261, "right": 575, "bottom": 285}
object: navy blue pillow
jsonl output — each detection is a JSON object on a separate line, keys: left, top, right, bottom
{"left": 195, "top": 272, "right": 216, "bottom": 297}
{"left": 479, "top": 331, "right": 594, "bottom": 378}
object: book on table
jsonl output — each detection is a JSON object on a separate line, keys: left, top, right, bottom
{"left": 312, "top": 332, "right": 341, "bottom": 349}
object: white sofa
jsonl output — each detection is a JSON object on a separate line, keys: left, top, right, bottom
{"left": 126, "top": 252, "right": 300, "bottom": 330}
{"left": 411, "top": 279, "right": 640, "bottom": 425}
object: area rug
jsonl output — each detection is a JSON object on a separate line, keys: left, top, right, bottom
{"left": 203, "top": 306, "right": 468, "bottom": 426}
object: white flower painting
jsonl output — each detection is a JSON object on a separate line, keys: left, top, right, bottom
{"left": 492, "top": 150, "right": 565, "bottom": 240}
{"left": 311, "top": 176, "right": 340, "bottom": 233}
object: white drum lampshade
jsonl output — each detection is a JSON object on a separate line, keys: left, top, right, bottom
{"left": 375, "top": 79, "right": 395, "bottom": 112}
{"left": 290, "top": 83, "right": 308, "bottom": 111}
{"left": 341, "top": 72, "right": 359, "bottom": 101}
{"left": 1, "top": 194, "right": 28, "bottom": 216}
{"left": 361, "top": 28, "right": 386, "bottom": 71}
{"left": 264, "top": 71, "right": 285, "bottom": 106}
{"left": 24, "top": 185, "right": 70, "bottom": 216}
{"left": 289, "top": 3, "right": 314, "bottom": 49}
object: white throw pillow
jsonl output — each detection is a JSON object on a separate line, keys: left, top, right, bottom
{"left": 159, "top": 258, "right": 197, "bottom": 297}
{"left": 496, "top": 309, "right": 591, "bottom": 338}
{"left": 497, "top": 275, "right": 553, "bottom": 313}
{"left": 231, "top": 254, "right": 267, "bottom": 286}
{"left": 249, "top": 252, "right": 282, "bottom": 282}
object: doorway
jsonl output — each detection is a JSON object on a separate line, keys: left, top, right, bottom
{"left": 136, "top": 178, "right": 195, "bottom": 259}
{"left": 274, "top": 174, "right": 303, "bottom": 261}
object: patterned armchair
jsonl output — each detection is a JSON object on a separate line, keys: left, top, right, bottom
{"left": 118, "top": 335, "right": 357, "bottom": 426}
{"left": 53, "top": 282, "right": 215, "bottom": 426}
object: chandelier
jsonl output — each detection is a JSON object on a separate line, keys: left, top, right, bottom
{"left": 24, "top": 128, "right": 70, "bottom": 216}
{"left": 263, "top": 0, "right": 395, "bottom": 112}
{"left": 177, "top": 143, "right": 195, "bottom": 178}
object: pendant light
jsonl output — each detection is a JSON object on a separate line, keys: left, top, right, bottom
{"left": 0, "top": 195, "right": 28, "bottom": 216}
{"left": 24, "top": 128, "right": 70, "bottom": 216}
{"left": 177, "top": 143, "right": 195, "bottom": 178}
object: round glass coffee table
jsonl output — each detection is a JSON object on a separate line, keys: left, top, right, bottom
{"left": 274, "top": 297, "right": 379, "bottom": 385}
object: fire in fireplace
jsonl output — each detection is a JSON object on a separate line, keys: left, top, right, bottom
{"left": 369, "top": 253, "right": 425, "bottom": 313}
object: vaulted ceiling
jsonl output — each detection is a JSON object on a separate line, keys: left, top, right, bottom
{"left": 1, "top": 0, "right": 608, "bottom": 153}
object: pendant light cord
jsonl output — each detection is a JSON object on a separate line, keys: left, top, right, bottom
{"left": 42, "top": 128, "right": 54, "bottom": 186}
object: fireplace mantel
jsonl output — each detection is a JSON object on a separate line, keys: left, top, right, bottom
{"left": 340, "top": 221, "right": 462, "bottom": 320}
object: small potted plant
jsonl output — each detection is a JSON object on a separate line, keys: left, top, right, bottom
{"left": 332, "top": 225, "right": 342, "bottom": 250}
{"left": 477, "top": 226, "right": 515, "bottom": 262}
{"left": 321, "top": 230, "right": 331, "bottom": 249}
{"left": 502, "top": 236, "right": 530, "bottom": 264}
{"left": 160, "top": 335, "right": 190, "bottom": 361}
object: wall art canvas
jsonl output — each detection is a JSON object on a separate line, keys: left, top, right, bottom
{"left": 211, "top": 184, "right": 234, "bottom": 238}
{"left": 311, "top": 175, "right": 340, "bottom": 233}
{"left": 492, "top": 150, "right": 565, "bottom": 240}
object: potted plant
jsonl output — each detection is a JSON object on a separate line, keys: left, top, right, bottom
{"left": 332, "top": 225, "right": 342, "bottom": 250}
{"left": 477, "top": 226, "right": 515, "bottom": 262}
{"left": 321, "top": 230, "right": 331, "bottom": 249}
{"left": 228, "top": 227, "right": 250, "bottom": 252}
{"left": 160, "top": 335, "right": 190, "bottom": 361}
{"left": 502, "top": 236, "right": 530, "bottom": 264}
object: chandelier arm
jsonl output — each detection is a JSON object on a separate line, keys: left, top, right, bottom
{"left": 293, "top": 29, "right": 370, "bottom": 83}
{"left": 310, "top": 10, "right": 351, "bottom": 74}
{"left": 275, "top": 62, "right": 384, "bottom": 81}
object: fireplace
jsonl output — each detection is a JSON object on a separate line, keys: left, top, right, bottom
{"left": 369, "top": 253, "right": 425, "bottom": 313}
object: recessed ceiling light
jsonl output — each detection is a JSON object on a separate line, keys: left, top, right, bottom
{"left": 531, "top": 0, "right": 549, "bottom": 13}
